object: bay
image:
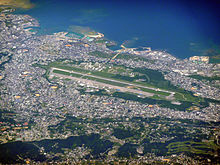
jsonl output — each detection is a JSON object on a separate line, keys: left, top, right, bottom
{"left": 15, "top": 0, "right": 220, "bottom": 59}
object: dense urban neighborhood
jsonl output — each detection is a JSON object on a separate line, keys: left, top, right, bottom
{"left": 0, "top": 7, "right": 220, "bottom": 164}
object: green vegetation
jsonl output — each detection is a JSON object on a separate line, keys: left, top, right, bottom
{"left": 117, "top": 143, "right": 138, "bottom": 158}
{"left": 116, "top": 53, "right": 155, "bottom": 63}
{"left": 33, "top": 59, "right": 212, "bottom": 110}
{"left": 167, "top": 140, "right": 218, "bottom": 155}
{"left": 150, "top": 95, "right": 165, "bottom": 100}
{"left": 53, "top": 70, "right": 127, "bottom": 87}
{"left": 0, "top": 141, "right": 46, "bottom": 164}
{"left": 88, "top": 50, "right": 155, "bottom": 63}
{"left": 1, "top": 114, "right": 218, "bottom": 162}
{"left": 189, "top": 74, "right": 220, "bottom": 81}
{"left": 131, "top": 68, "right": 206, "bottom": 102}
{"left": 50, "top": 65, "right": 171, "bottom": 96}
{"left": 0, "top": 134, "right": 113, "bottom": 163}
{"left": 83, "top": 75, "right": 127, "bottom": 87}
{"left": 89, "top": 51, "right": 114, "bottom": 58}
{"left": 53, "top": 70, "right": 81, "bottom": 78}
{"left": 143, "top": 142, "right": 167, "bottom": 156}
{"left": 112, "top": 92, "right": 198, "bottom": 111}
{"left": 53, "top": 65, "right": 87, "bottom": 73}
{"left": 50, "top": 64, "right": 171, "bottom": 96}
{"left": 133, "top": 68, "right": 172, "bottom": 89}
{"left": 140, "top": 87, "right": 170, "bottom": 96}
{"left": 113, "top": 128, "right": 137, "bottom": 139}
{"left": 174, "top": 91, "right": 204, "bottom": 102}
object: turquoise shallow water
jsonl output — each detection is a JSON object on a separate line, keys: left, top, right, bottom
{"left": 16, "top": 0, "right": 220, "bottom": 59}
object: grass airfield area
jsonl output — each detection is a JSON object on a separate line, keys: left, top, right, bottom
{"left": 33, "top": 59, "right": 212, "bottom": 111}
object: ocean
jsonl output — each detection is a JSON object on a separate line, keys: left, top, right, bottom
{"left": 15, "top": 0, "right": 220, "bottom": 59}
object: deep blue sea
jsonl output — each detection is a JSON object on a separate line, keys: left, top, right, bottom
{"left": 16, "top": 0, "right": 220, "bottom": 59}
